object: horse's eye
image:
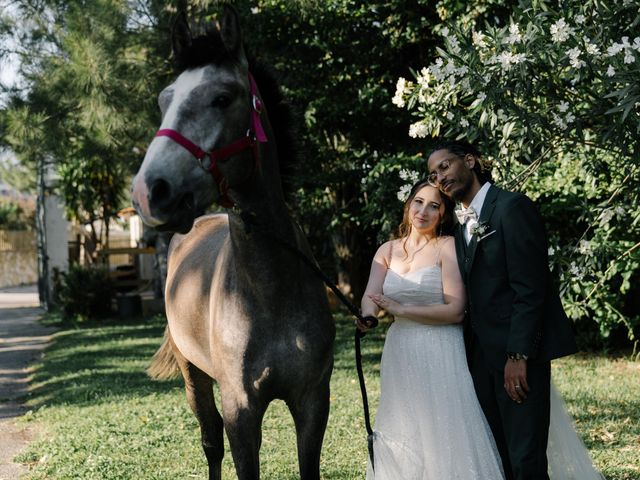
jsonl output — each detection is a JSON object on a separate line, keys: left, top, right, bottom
{"left": 211, "top": 95, "right": 232, "bottom": 109}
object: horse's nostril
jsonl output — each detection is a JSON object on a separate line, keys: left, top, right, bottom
{"left": 149, "top": 178, "right": 172, "bottom": 208}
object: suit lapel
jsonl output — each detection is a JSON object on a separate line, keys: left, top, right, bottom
{"left": 453, "top": 223, "right": 466, "bottom": 279}
{"left": 466, "top": 185, "right": 499, "bottom": 275}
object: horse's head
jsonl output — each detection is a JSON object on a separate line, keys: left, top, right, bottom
{"left": 132, "top": 6, "right": 261, "bottom": 233}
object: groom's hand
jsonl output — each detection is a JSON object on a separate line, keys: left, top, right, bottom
{"left": 504, "top": 359, "right": 529, "bottom": 403}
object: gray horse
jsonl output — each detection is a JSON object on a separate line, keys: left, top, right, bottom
{"left": 131, "top": 7, "right": 335, "bottom": 480}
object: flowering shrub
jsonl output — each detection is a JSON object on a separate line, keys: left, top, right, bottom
{"left": 393, "top": 0, "right": 640, "bottom": 344}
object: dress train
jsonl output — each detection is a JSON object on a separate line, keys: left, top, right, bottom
{"left": 547, "top": 381, "right": 604, "bottom": 479}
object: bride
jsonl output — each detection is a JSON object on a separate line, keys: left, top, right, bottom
{"left": 357, "top": 179, "right": 603, "bottom": 479}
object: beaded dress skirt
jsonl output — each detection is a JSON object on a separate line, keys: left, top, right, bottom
{"left": 366, "top": 265, "right": 504, "bottom": 479}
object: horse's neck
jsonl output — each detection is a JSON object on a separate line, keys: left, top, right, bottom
{"left": 230, "top": 135, "right": 292, "bottom": 228}
{"left": 228, "top": 143, "right": 302, "bottom": 257}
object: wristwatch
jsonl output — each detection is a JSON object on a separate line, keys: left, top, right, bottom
{"left": 507, "top": 352, "right": 529, "bottom": 361}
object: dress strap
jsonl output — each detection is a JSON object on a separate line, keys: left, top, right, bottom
{"left": 434, "top": 238, "right": 446, "bottom": 267}
{"left": 385, "top": 241, "right": 394, "bottom": 268}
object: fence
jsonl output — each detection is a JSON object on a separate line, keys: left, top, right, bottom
{"left": 0, "top": 230, "right": 38, "bottom": 288}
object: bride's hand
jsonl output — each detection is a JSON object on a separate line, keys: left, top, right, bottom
{"left": 369, "top": 294, "right": 401, "bottom": 316}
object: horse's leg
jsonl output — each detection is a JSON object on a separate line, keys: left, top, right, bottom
{"left": 173, "top": 346, "right": 224, "bottom": 480}
{"left": 220, "top": 391, "right": 267, "bottom": 480}
{"left": 287, "top": 378, "right": 331, "bottom": 480}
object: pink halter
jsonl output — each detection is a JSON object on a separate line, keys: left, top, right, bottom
{"left": 155, "top": 72, "right": 268, "bottom": 208}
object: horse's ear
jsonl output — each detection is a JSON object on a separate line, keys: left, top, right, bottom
{"left": 219, "top": 4, "right": 247, "bottom": 66}
{"left": 172, "top": 12, "right": 192, "bottom": 60}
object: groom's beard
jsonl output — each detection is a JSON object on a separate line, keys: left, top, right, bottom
{"left": 445, "top": 181, "right": 469, "bottom": 203}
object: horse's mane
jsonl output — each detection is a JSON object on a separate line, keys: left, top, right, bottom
{"left": 172, "top": 25, "right": 298, "bottom": 198}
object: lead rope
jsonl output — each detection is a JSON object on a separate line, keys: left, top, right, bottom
{"left": 239, "top": 212, "right": 377, "bottom": 469}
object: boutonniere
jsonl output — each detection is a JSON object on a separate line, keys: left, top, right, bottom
{"left": 470, "top": 221, "right": 496, "bottom": 241}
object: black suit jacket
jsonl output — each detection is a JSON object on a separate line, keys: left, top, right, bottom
{"left": 455, "top": 185, "right": 577, "bottom": 372}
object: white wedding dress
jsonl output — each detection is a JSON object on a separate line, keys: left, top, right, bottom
{"left": 366, "top": 264, "right": 604, "bottom": 480}
{"left": 366, "top": 264, "right": 505, "bottom": 479}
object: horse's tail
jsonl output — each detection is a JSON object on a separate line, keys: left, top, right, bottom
{"left": 148, "top": 326, "right": 181, "bottom": 380}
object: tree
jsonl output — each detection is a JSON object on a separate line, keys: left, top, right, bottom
{"left": 394, "top": 0, "right": 640, "bottom": 344}
{"left": 234, "top": 0, "right": 513, "bottom": 300}
{"left": 0, "top": 0, "right": 175, "bottom": 259}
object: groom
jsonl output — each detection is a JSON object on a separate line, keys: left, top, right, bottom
{"left": 427, "top": 141, "right": 577, "bottom": 480}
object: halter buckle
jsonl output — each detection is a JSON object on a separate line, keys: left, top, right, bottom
{"left": 252, "top": 95, "right": 263, "bottom": 114}
{"left": 197, "top": 155, "right": 210, "bottom": 172}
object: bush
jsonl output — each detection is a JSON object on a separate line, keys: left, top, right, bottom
{"left": 57, "top": 264, "right": 113, "bottom": 321}
{"left": 0, "top": 200, "right": 34, "bottom": 230}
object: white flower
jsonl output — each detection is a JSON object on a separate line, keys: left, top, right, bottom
{"left": 624, "top": 51, "right": 635, "bottom": 64}
{"left": 552, "top": 112, "right": 567, "bottom": 130}
{"left": 578, "top": 240, "right": 592, "bottom": 255}
{"left": 615, "top": 206, "right": 626, "bottom": 216}
{"left": 513, "top": 53, "right": 527, "bottom": 64}
{"left": 558, "top": 101, "right": 569, "bottom": 113}
{"left": 444, "top": 60, "right": 457, "bottom": 76}
{"left": 409, "top": 122, "right": 430, "bottom": 138}
{"left": 472, "top": 30, "right": 488, "bottom": 48}
{"left": 607, "top": 42, "right": 624, "bottom": 56}
{"left": 397, "top": 184, "right": 412, "bottom": 202}
{"left": 392, "top": 77, "right": 408, "bottom": 108}
{"left": 599, "top": 208, "right": 615, "bottom": 225}
{"left": 429, "top": 58, "right": 446, "bottom": 82}
{"left": 633, "top": 37, "right": 640, "bottom": 52}
{"left": 584, "top": 37, "right": 600, "bottom": 56}
{"left": 477, "top": 92, "right": 487, "bottom": 102}
{"left": 575, "top": 14, "right": 586, "bottom": 24}
{"left": 565, "top": 112, "right": 575, "bottom": 124}
{"left": 548, "top": 246, "right": 556, "bottom": 256}
{"left": 569, "top": 263, "right": 580, "bottom": 276}
{"left": 251, "top": 7, "right": 261, "bottom": 14}
{"left": 606, "top": 65, "right": 616, "bottom": 76}
{"left": 446, "top": 111, "right": 454, "bottom": 120}
{"left": 550, "top": 18, "right": 574, "bottom": 43}
{"left": 567, "top": 47, "right": 585, "bottom": 69}
{"left": 416, "top": 67, "right": 430, "bottom": 89}
{"left": 399, "top": 169, "right": 420, "bottom": 183}
{"left": 448, "top": 36, "right": 461, "bottom": 54}
{"left": 469, "top": 221, "right": 491, "bottom": 237}
{"left": 492, "top": 51, "right": 526, "bottom": 72}
{"left": 460, "top": 118, "right": 469, "bottom": 128}
{"left": 504, "top": 23, "right": 522, "bottom": 44}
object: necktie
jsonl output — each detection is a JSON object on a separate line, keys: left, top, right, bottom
{"left": 456, "top": 206, "right": 477, "bottom": 225}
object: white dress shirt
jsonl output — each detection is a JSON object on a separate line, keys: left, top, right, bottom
{"left": 463, "top": 182, "right": 492, "bottom": 244}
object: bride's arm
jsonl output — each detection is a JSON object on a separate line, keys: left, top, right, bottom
{"left": 357, "top": 241, "right": 392, "bottom": 330}
{"left": 372, "top": 239, "right": 466, "bottom": 325}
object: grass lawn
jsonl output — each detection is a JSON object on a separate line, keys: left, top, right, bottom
{"left": 15, "top": 312, "right": 640, "bottom": 479}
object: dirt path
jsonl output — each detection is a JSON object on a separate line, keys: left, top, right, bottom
{"left": 0, "top": 285, "right": 53, "bottom": 480}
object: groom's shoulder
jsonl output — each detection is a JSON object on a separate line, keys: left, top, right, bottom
{"left": 492, "top": 185, "right": 534, "bottom": 209}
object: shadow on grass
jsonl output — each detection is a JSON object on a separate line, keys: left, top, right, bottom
{"left": 27, "top": 314, "right": 183, "bottom": 409}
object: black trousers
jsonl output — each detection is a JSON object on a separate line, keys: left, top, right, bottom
{"left": 469, "top": 335, "right": 551, "bottom": 480}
